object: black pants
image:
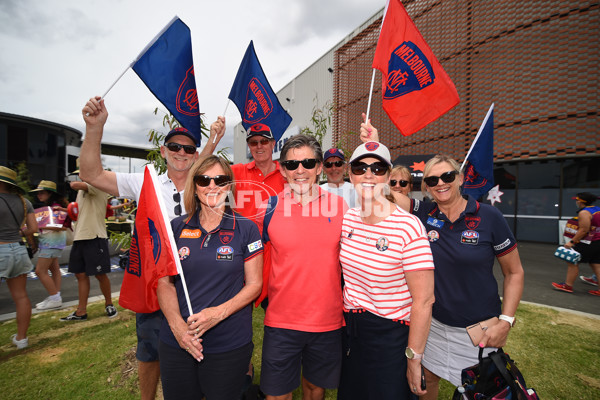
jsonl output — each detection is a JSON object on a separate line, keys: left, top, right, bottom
{"left": 159, "top": 340, "right": 253, "bottom": 400}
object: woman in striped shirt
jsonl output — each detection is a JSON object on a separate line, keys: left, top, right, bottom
{"left": 337, "top": 141, "right": 435, "bottom": 400}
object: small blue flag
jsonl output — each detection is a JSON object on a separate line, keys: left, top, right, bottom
{"left": 228, "top": 41, "right": 292, "bottom": 142}
{"left": 132, "top": 17, "right": 201, "bottom": 146}
{"left": 462, "top": 104, "right": 494, "bottom": 199}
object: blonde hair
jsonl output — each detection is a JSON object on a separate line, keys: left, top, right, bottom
{"left": 390, "top": 165, "right": 413, "bottom": 184}
{"left": 183, "top": 155, "right": 235, "bottom": 216}
{"left": 422, "top": 154, "right": 462, "bottom": 195}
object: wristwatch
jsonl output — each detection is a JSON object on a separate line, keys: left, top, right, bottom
{"left": 499, "top": 314, "right": 516, "bottom": 327}
{"left": 405, "top": 347, "right": 423, "bottom": 360}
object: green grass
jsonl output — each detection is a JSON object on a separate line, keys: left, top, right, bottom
{"left": 1, "top": 302, "right": 599, "bottom": 399}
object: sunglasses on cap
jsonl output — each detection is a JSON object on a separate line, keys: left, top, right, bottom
{"left": 423, "top": 170, "right": 458, "bottom": 187}
{"left": 193, "top": 175, "right": 232, "bottom": 187}
{"left": 350, "top": 162, "right": 389, "bottom": 176}
{"left": 280, "top": 158, "right": 318, "bottom": 171}
{"left": 324, "top": 160, "right": 345, "bottom": 168}
{"left": 390, "top": 179, "right": 410, "bottom": 187}
{"left": 166, "top": 142, "right": 196, "bottom": 154}
{"left": 247, "top": 138, "right": 271, "bottom": 147}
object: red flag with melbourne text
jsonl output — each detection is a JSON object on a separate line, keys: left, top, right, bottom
{"left": 372, "top": 0, "right": 459, "bottom": 136}
{"left": 119, "top": 165, "right": 180, "bottom": 313}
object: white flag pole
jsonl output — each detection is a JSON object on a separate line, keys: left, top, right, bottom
{"left": 365, "top": 0, "right": 391, "bottom": 122}
{"left": 460, "top": 103, "right": 494, "bottom": 172}
{"left": 100, "top": 15, "right": 180, "bottom": 99}
{"left": 147, "top": 164, "right": 193, "bottom": 316}
{"left": 214, "top": 100, "right": 230, "bottom": 144}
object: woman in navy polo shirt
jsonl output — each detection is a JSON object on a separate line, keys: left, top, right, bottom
{"left": 157, "top": 155, "right": 263, "bottom": 400}
{"left": 359, "top": 121, "right": 524, "bottom": 399}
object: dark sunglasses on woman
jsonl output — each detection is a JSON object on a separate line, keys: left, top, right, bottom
{"left": 324, "top": 160, "right": 345, "bottom": 168}
{"left": 193, "top": 175, "right": 232, "bottom": 187}
{"left": 280, "top": 158, "right": 318, "bottom": 171}
{"left": 350, "top": 162, "right": 389, "bottom": 176}
{"left": 165, "top": 142, "right": 197, "bottom": 155}
{"left": 390, "top": 179, "right": 409, "bottom": 187}
{"left": 423, "top": 170, "right": 458, "bottom": 187}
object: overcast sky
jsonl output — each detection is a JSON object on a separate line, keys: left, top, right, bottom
{"left": 0, "top": 0, "right": 382, "bottom": 172}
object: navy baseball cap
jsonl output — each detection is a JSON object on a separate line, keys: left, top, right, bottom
{"left": 323, "top": 148, "right": 345, "bottom": 162}
{"left": 246, "top": 123, "right": 274, "bottom": 141}
{"left": 164, "top": 127, "right": 200, "bottom": 147}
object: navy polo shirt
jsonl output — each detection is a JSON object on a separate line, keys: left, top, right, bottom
{"left": 160, "top": 208, "right": 263, "bottom": 354}
{"left": 410, "top": 195, "right": 517, "bottom": 327}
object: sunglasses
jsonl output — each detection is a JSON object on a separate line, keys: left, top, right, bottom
{"left": 280, "top": 158, "right": 318, "bottom": 171}
{"left": 247, "top": 138, "right": 271, "bottom": 147}
{"left": 193, "top": 175, "right": 232, "bottom": 187}
{"left": 173, "top": 192, "right": 182, "bottom": 216}
{"left": 390, "top": 179, "right": 409, "bottom": 187}
{"left": 324, "top": 160, "right": 345, "bottom": 168}
{"left": 423, "top": 170, "right": 458, "bottom": 187}
{"left": 166, "top": 142, "right": 196, "bottom": 154}
{"left": 350, "top": 162, "right": 389, "bottom": 176}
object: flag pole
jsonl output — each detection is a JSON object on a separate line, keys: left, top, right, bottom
{"left": 101, "top": 62, "right": 133, "bottom": 99}
{"left": 365, "top": 69, "right": 377, "bottom": 122}
{"left": 214, "top": 100, "right": 230, "bottom": 144}
{"left": 460, "top": 103, "right": 494, "bottom": 172}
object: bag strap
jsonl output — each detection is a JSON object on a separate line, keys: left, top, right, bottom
{"left": 489, "top": 349, "right": 528, "bottom": 398}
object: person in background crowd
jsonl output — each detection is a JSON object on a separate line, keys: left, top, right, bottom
{"left": 60, "top": 175, "right": 118, "bottom": 322}
{"left": 389, "top": 165, "right": 413, "bottom": 198}
{"left": 360, "top": 121, "right": 524, "bottom": 399}
{"left": 320, "top": 148, "right": 357, "bottom": 208}
{"left": 31, "top": 180, "right": 68, "bottom": 311}
{"left": 258, "top": 134, "right": 347, "bottom": 400}
{"left": 157, "top": 155, "right": 263, "bottom": 400}
{"left": 552, "top": 192, "right": 600, "bottom": 296}
{"left": 79, "top": 95, "right": 225, "bottom": 400}
{"left": 337, "top": 142, "right": 434, "bottom": 399}
{"left": 0, "top": 166, "right": 38, "bottom": 349}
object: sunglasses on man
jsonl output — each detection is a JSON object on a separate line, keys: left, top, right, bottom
{"left": 247, "top": 138, "right": 271, "bottom": 147}
{"left": 350, "top": 161, "right": 389, "bottom": 176}
{"left": 173, "top": 192, "right": 182, "bottom": 216}
{"left": 423, "top": 170, "right": 458, "bottom": 187}
{"left": 390, "top": 179, "right": 410, "bottom": 187}
{"left": 280, "top": 158, "right": 318, "bottom": 171}
{"left": 324, "top": 160, "right": 345, "bottom": 168}
{"left": 193, "top": 175, "right": 232, "bottom": 187}
{"left": 166, "top": 142, "right": 196, "bottom": 155}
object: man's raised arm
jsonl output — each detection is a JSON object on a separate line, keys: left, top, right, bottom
{"left": 80, "top": 96, "right": 120, "bottom": 196}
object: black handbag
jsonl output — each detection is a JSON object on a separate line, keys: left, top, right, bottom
{"left": 453, "top": 348, "right": 540, "bottom": 400}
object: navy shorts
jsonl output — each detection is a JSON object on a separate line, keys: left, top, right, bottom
{"left": 260, "top": 326, "right": 342, "bottom": 396}
{"left": 68, "top": 238, "right": 111, "bottom": 276}
{"left": 136, "top": 310, "right": 163, "bottom": 362}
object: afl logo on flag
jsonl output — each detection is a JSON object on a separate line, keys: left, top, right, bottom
{"left": 176, "top": 66, "right": 200, "bottom": 117}
{"left": 385, "top": 41, "right": 435, "bottom": 100}
{"left": 244, "top": 78, "right": 273, "bottom": 124}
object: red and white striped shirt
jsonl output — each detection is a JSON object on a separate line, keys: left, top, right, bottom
{"left": 340, "top": 206, "right": 434, "bottom": 321}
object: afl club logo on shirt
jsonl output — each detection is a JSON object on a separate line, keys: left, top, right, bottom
{"left": 461, "top": 230, "right": 479, "bottom": 245}
{"left": 384, "top": 41, "right": 435, "bottom": 100}
{"left": 216, "top": 246, "right": 234, "bottom": 261}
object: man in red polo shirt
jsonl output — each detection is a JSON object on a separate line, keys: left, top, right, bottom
{"left": 230, "top": 124, "right": 286, "bottom": 223}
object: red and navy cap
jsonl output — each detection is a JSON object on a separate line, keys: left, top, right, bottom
{"left": 572, "top": 192, "right": 598, "bottom": 205}
{"left": 164, "top": 127, "right": 200, "bottom": 147}
{"left": 246, "top": 123, "right": 274, "bottom": 141}
{"left": 323, "top": 148, "right": 345, "bottom": 162}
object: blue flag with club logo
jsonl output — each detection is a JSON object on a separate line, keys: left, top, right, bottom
{"left": 228, "top": 41, "right": 292, "bottom": 142}
{"left": 462, "top": 104, "right": 494, "bottom": 199}
{"left": 132, "top": 17, "right": 201, "bottom": 146}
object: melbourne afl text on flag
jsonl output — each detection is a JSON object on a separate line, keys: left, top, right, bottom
{"left": 372, "top": 0, "right": 460, "bottom": 136}
{"left": 462, "top": 104, "right": 495, "bottom": 199}
{"left": 132, "top": 17, "right": 202, "bottom": 146}
{"left": 228, "top": 40, "right": 292, "bottom": 143}
{"left": 119, "top": 165, "right": 181, "bottom": 314}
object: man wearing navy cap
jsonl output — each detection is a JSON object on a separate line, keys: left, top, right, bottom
{"left": 79, "top": 96, "right": 225, "bottom": 400}
{"left": 320, "top": 148, "right": 357, "bottom": 208}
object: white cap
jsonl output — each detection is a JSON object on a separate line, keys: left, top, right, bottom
{"left": 349, "top": 141, "right": 392, "bottom": 166}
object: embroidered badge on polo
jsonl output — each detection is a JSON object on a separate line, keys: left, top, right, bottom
{"left": 384, "top": 41, "right": 435, "bottom": 99}
{"left": 461, "top": 230, "right": 479, "bottom": 245}
{"left": 428, "top": 230, "right": 439, "bottom": 242}
{"left": 219, "top": 230, "right": 234, "bottom": 244}
{"left": 179, "top": 246, "right": 190, "bottom": 261}
{"left": 465, "top": 216, "right": 481, "bottom": 230}
{"left": 216, "top": 246, "right": 234, "bottom": 261}
{"left": 427, "top": 216, "right": 444, "bottom": 228}
{"left": 376, "top": 237, "right": 389, "bottom": 252}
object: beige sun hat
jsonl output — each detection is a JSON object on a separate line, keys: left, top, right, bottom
{"left": 30, "top": 180, "right": 59, "bottom": 193}
{"left": 0, "top": 166, "right": 23, "bottom": 191}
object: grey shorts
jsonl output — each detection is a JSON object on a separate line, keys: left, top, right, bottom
{"left": 38, "top": 248, "right": 63, "bottom": 258}
{"left": 0, "top": 242, "right": 33, "bottom": 279}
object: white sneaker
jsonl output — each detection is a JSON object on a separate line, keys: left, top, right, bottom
{"left": 11, "top": 334, "right": 29, "bottom": 349}
{"left": 35, "top": 297, "right": 50, "bottom": 308}
{"left": 36, "top": 297, "right": 62, "bottom": 310}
